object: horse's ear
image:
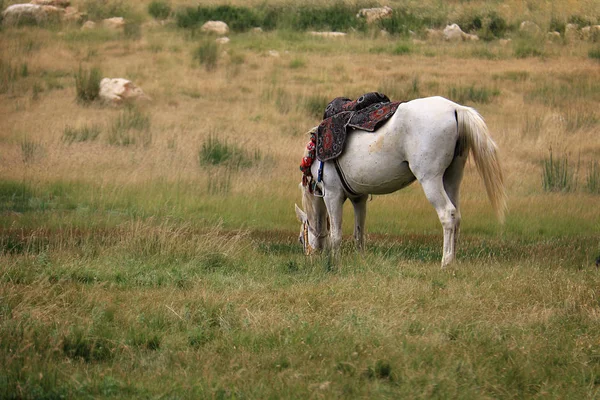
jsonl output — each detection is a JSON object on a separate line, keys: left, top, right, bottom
{"left": 295, "top": 204, "right": 307, "bottom": 222}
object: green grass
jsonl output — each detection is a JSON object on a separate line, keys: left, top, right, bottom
{"left": 107, "top": 107, "right": 152, "bottom": 146}
{"left": 193, "top": 40, "right": 219, "bottom": 71}
{"left": 63, "top": 124, "right": 102, "bottom": 144}
{"left": 74, "top": 65, "right": 102, "bottom": 104}
{"left": 542, "top": 149, "right": 578, "bottom": 192}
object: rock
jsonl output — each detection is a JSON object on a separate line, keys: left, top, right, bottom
{"left": 81, "top": 20, "right": 95, "bottom": 30}
{"left": 99, "top": 78, "right": 149, "bottom": 105}
{"left": 2, "top": 3, "right": 62, "bottom": 26}
{"left": 268, "top": 50, "right": 280, "bottom": 57}
{"left": 102, "top": 17, "right": 125, "bottom": 30}
{"left": 581, "top": 25, "right": 600, "bottom": 42}
{"left": 442, "top": 24, "right": 461, "bottom": 41}
{"left": 30, "top": 0, "right": 70, "bottom": 7}
{"left": 201, "top": 20, "right": 229, "bottom": 36}
{"left": 565, "top": 23, "right": 580, "bottom": 41}
{"left": 546, "top": 31, "right": 561, "bottom": 42}
{"left": 519, "top": 21, "right": 541, "bottom": 35}
{"left": 308, "top": 31, "right": 347, "bottom": 38}
{"left": 62, "top": 6, "right": 85, "bottom": 24}
{"left": 426, "top": 28, "right": 443, "bottom": 41}
{"left": 215, "top": 37, "right": 230, "bottom": 44}
{"left": 356, "top": 6, "right": 392, "bottom": 24}
{"left": 251, "top": 27, "right": 263, "bottom": 33}
{"left": 498, "top": 39, "right": 511, "bottom": 46}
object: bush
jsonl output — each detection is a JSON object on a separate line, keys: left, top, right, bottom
{"left": 108, "top": 107, "right": 151, "bottom": 146}
{"left": 74, "top": 65, "right": 102, "bottom": 104}
{"left": 84, "top": 0, "right": 131, "bottom": 21}
{"left": 148, "top": 1, "right": 171, "bottom": 20}
{"left": 457, "top": 11, "right": 508, "bottom": 41}
{"left": 447, "top": 85, "right": 499, "bottom": 104}
{"left": 542, "top": 149, "right": 578, "bottom": 192}
{"left": 198, "top": 135, "right": 260, "bottom": 169}
{"left": 193, "top": 40, "right": 218, "bottom": 71}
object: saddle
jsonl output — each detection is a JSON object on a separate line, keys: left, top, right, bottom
{"left": 300, "top": 92, "right": 402, "bottom": 194}
{"left": 316, "top": 92, "right": 402, "bottom": 161}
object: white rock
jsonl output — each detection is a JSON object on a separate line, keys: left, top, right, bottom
{"left": 102, "top": 17, "right": 124, "bottom": 30}
{"left": 99, "top": 78, "right": 149, "bottom": 105}
{"left": 81, "top": 20, "right": 95, "bottom": 30}
{"left": 2, "top": 3, "right": 62, "bottom": 26}
{"left": 519, "top": 21, "right": 541, "bottom": 35}
{"left": 565, "top": 23, "right": 580, "bottom": 41}
{"left": 443, "top": 24, "right": 465, "bottom": 41}
{"left": 268, "top": 50, "right": 280, "bottom": 57}
{"left": 201, "top": 20, "right": 229, "bottom": 36}
{"left": 215, "top": 37, "right": 230, "bottom": 44}
{"left": 30, "top": 0, "right": 70, "bottom": 7}
{"left": 356, "top": 6, "right": 392, "bottom": 24}
{"left": 308, "top": 31, "right": 347, "bottom": 38}
{"left": 251, "top": 27, "right": 263, "bottom": 33}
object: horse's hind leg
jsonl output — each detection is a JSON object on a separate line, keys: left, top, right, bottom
{"left": 420, "top": 176, "right": 460, "bottom": 268}
{"left": 350, "top": 195, "right": 369, "bottom": 251}
{"left": 443, "top": 154, "right": 467, "bottom": 258}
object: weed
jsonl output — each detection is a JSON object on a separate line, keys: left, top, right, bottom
{"left": 542, "top": 148, "right": 578, "bottom": 192}
{"left": 300, "top": 94, "right": 329, "bottom": 118}
{"left": 193, "top": 40, "right": 218, "bottom": 71}
{"left": 31, "top": 82, "right": 43, "bottom": 101}
{"left": 589, "top": 47, "right": 600, "bottom": 61}
{"left": 513, "top": 33, "right": 546, "bottom": 58}
{"left": 21, "top": 138, "right": 44, "bottom": 163}
{"left": 75, "top": 65, "right": 102, "bottom": 104}
{"left": 63, "top": 124, "right": 102, "bottom": 144}
{"left": 124, "top": 22, "right": 141, "bottom": 40}
{"left": 84, "top": 0, "right": 131, "bottom": 21}
{"left": 198, "top": 134, "right": 259, "bottom": 169}
{"left": 148, "top": 1, "right": 171, "bottom": 20}
{"left": 107, "top": 107, "right": 152, "bottom": 146}
{"left": 586, "top": 162, "right": 600, "bottom": 194}
{"left": 289, "top": 58, "right": 306, "bottom": 69}
{"left": 447, "top": 85, "right": 499, "bottom": 104}
{"left": 62, "top": 328, "right": 114, "bottom": 362}
{"left": 393, "top": 43, "right": 412, "bottom": 55}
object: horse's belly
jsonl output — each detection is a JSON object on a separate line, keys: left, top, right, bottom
{"left": 338, "top": 149, "right": 416, "bottom": 195}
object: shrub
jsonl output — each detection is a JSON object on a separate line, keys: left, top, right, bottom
{"left": 75, "top": 65, "right": 102, "bottom": 104}
{"left": 63, "top": 125, "right": 102, "bottom": 144}
{"left": 108, "top": 107, "right": 152, "bottom": 146}
{"left": 586, "top": 162, "right": 600, "bottom": 194}
{"left": 447, "top": 85, "right": 499, "bottom": 104}
{"left": 458, "top": 11, "right": 508, "bottom": 41}
{"left": 542, "top": 149, "right": 578, "bottom": 192}
{"left": 198, "top": 134, "right": 260, "bottom": 169}
{"left": 589, "top": 47, "right": 600, "bottom": 61}
{"left": 148, "top": 1, "right": 171, "bottom": 20}
{"left": 84, "top": 0, "right": 131, "bottom": 21}
{"left": 193, "top": 40, "right": 218, "bottom": 71}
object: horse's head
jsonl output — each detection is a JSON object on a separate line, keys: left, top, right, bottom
{"left": 295, "top": 185, "right": 328, "bottom": 255}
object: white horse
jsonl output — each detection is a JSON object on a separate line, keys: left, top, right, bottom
{"left": 295, "top": 96, "right": 507, "bottom": 267}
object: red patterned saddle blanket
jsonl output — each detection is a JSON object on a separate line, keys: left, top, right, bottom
{"left": 316, "top": 92, "right": 401, "bottom": 161}
{"left": 300, "top": 92, "right": 402, "bottom": 191}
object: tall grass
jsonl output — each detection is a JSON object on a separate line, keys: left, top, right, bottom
{"left": 74, "top": 65, "right": 102, "bottom": 104}
{"left": 193, "top": 40, "right": 219, "bottom": 71}
{"left": 198, "top": 134, "right": 260, "bottom": 169}
{"left": 107, "top": 107, "right": 151, "bottom": 146}
{"left": 542, "top": 149, "right": 578, "bottom": 192}
{"left": 586, "top": 161, "right": 600, "bottom": 194}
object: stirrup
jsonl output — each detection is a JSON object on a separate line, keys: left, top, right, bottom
{"left": 313, "top": 181, "right": 325, "bottom": 197}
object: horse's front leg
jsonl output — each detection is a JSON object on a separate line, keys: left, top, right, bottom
{"left": 351, "top": 195, "right": 369, "bottom": 251}
{"left": 324, "top": 193, "right": 345, "bottom": 259}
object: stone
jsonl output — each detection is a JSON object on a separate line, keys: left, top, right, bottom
{"left": 1, "top": 3, "right": 62, "bottom": 26}
{"left": 81, "top": 20, "right": 95, "bottom": 30}
{"left": 519, "top": 21, "right": 541, "bottom": 35}
{"left": 30, "top": 0, "right": 70, "bottom": 7}
{"left": 99, "top": 78, "right": 149, "bottom": 105}
{"left": 102, "top": 17, "right": 125, "bottom": 30}
{"left": 356, "top": 6, "right": 393, "bottom": 24}
{"left": 308, "top": 31, "right": 347, "bottom": 38}
{"left": 201, "top": 20, "right": 229, "bottom": 36}
{"left": 215, "top": 37, "right": 230, "bottom": 44}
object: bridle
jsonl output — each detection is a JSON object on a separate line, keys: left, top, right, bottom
{"left": 301, "top": 219, "right": 329, "bottom": 256}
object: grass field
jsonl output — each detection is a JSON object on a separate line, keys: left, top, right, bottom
{"left": 1, "top": 0, "right": 600, "bottom": 398}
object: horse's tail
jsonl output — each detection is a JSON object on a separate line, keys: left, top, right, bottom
{"left": 456, "top": 106, "right": 507, "bottom": 223}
